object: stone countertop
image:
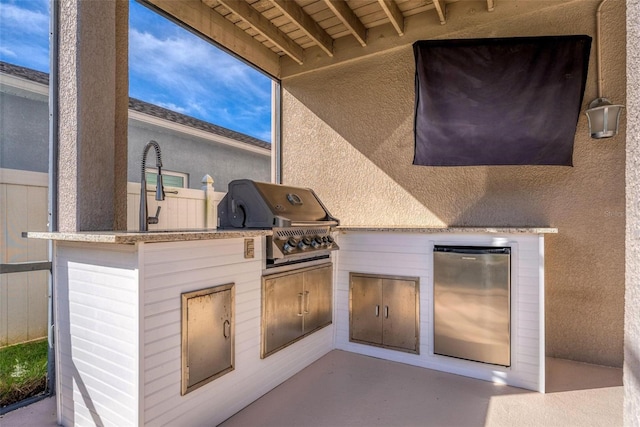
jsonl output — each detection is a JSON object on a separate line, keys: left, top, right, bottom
{"left": 336, "top": 225, "right": 558, "bottom": 234}
{"left": 26, "top": 229, "right": 272, "bottom": 244}
{"left": 27, "top": 226, "right": 558, "bottom": 244}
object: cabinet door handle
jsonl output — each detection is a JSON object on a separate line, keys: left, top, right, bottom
{"left": 223, "top": 320, "right": 231, "bottom": 339}
{"left": 375, "top": 305, "right": 380, "bottom": 317}
{"left": 384, "top": 306, "right": 389, "bottom": 319}
{"left": 297, "top": 292, "right": 304, "bottom": 316}
{"left": 303, "top": 290, "right": 310, "bottom": 314}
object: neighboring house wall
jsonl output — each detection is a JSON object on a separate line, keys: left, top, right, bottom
{"left": 128, "top": 116, "right": 270, "bottom": 191}
{"left": 0, "top": 64, "right": 271, "bottom": 192}
{"left": 282, "top": 0, "right": 626, "bottom": 367}
{"left": 0, "top": 81, "right": 48, "bottom": 173}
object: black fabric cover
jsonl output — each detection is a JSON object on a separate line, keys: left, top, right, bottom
{"left": 413, "top": 36, "right": 591, "bottom": 166}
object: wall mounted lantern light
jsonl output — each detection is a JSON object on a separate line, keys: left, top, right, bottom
{"left": 585, "top": 0, "right": 624, "bottom": 139}
{"left": 586, "top": 98, "right": 623, "bottom": 139}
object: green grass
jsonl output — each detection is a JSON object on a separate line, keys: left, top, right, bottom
{"left": 0, "top": 339, "right": 48, "bottom": 407}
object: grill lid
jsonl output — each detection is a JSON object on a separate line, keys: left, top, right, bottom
{"left": 218, "top": 180, "right": 339, "bottom": 229}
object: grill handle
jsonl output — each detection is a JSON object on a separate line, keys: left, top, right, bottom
{"left": 290, "top": 221, "right": 339, "bottom": 227}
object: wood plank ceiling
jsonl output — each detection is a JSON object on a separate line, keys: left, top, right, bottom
{"left": 142, "top": 0, "right": 519, "bottom": 78}
{"left": 199, "top": 0, "right": 496, "bottom": 65}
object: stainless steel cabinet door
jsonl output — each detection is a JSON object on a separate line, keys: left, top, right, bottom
{"left": 350, "top": 273, "right": 419, "bottom": 354}
{"left": 181, "top": 283, "right": 234, "bottom": 395}
{"left": 382, "top": 279, "right": 418, "bottom": 352}
{"left": 263, "top": 273, "right": 303, "bottom": 357}
{"left": 303, "top": 264, "right": 333, "bottom": 334}
{"left": 350, "top": 275, "right": 383, "bottom": 345}
{"left": 262, "top": 263, "right": 334, "bottom": 358}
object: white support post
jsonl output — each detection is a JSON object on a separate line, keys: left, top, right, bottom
{"left": 201, "top": 174, "right": 216, "bottom": 229}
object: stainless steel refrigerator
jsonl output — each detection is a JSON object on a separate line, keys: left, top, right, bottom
{"left": 433, "top": 246, "right": 511, "bottom": 367}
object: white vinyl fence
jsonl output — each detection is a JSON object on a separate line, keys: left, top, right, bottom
{"left": 0, "top": 168, "right": 48, "bottom": 347}
{"left": 126, "top": 174, "right": 224, "bottom": 231}
{"left": 1, "top": 168, "right": 224, "bottom": 347}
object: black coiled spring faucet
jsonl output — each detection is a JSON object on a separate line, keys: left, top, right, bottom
{"left": 139, "top": 140, "right": 165, "bottom": 231}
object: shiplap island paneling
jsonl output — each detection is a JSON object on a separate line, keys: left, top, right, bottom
{"left": 334, "top": 231, "right": 546, "bottom": 393}
{"left": 45, "top": 226, "right": 552, "bottom": 426}
{"left": 53, "top": 236, "right": 334, "bottom": 426}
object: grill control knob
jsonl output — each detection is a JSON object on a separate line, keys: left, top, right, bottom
{"left": 298, "top": 237, "right": 311, "bottom": 250}
{"left": 325, "top": 235, "right": 334, "bottom": 248}
{"left": 283, "top": 237, "right": 297, "bottom": 253}
{"left": 311, "top": 236, "right": 323, "bottom": 249}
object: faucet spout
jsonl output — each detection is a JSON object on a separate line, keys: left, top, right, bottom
{"left": 140, "top": 140, "right": 165, "bottom": 231}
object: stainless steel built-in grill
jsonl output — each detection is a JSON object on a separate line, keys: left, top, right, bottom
{"left": 219, "top": 180, "right": 338, "bottom": 358}
{"left": 218, "top": 179, "right": 339, "bottom": 267}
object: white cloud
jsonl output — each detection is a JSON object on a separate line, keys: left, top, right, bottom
{"left": 0, "top": 2, "right": 49, "bottom": 36}
{"left": 1, "top": 41, "right": 49, "bottom": 71}
{"left": 129, "top": 28, "right": 271, "bottom": 102}
{"left": 153, "top": 101, "right": 189, "bottom": 114}
{"left": 127, "top": 11, "right": 272, "bottom": 142}
{"left": 185, "top": 100, "right": 208, "bottom": 118}
{"left": 255, "top": 130, "right": 272, "bottom": 143}
{"left": 130, "top": 29, "right": 213, "bottom": 94}
{"left": 0, "top": 1, "right": 49, "bottom": 71}
{"left": 0, "top": 46, "right": 17, "bottom": 58}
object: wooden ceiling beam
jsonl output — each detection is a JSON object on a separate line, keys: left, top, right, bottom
{"left": 216, "top": 0, "right": 305, "bottom": 64}
{"left": 323, "top": 0, "right": 367, "bottom": 47}
{"left": 271, "top": 0, "right": 334, "bottom": 57}
{"left": 432, "top": 0, "right": 446, "bottom": 25}
{"left": 378, "top": 0, "right": 404, "bottom": 36}
{"left": 487, "top": 0, "right": 495, "bottom": 12}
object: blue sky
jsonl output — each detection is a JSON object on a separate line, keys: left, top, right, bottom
{"left": 0, "top": 0, "right": 272, "bottom": 142}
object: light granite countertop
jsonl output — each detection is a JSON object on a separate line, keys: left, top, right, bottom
{"left": 336, "top": 225, "right": 558, "bottom": 234}
{"left": 27, "top": 225, "right": 557, "bottom": 245}
{"left": 26, "top": 229, "right": 272, "bottom": 244}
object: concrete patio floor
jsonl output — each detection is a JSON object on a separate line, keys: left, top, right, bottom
{"left": 1, "top": 350, "right": 623, "bottom": 426}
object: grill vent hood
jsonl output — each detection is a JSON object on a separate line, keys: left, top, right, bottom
{"left": 218, "top": 180, "right": 338, "bottom": 229}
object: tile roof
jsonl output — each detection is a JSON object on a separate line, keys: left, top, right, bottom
{"left": 0, "top": 61, "right": 49, "bottom": 85}
{"left": 0, "top": 61, "right": 271, "bottom": 151}
{"left": 128, "top": 98, "right": 270, "bottom": 150}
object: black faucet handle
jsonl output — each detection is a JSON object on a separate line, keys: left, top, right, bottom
{"left": 148, "top": 206, "right": 161, "bottom": 225}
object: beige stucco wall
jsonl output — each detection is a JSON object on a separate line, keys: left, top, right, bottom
{"left": 625, "top": 0, "right": 639, "bottom": 423}
{"left": 58, "top": 0, "right": 128, "bottom": 231}
{"left": 282, "top": 0, "right": 626, "bottom": 367}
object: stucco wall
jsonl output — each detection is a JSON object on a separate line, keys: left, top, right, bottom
{"left": 625, "top": 0, "right": 640, "bottom": 423}
{"left": 282, "top": 0, "right": 626, "bottom": 367}
{"left": 57, "top": 0, "right": 129, "bottom": 231}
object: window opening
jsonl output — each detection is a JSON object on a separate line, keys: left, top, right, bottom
{"left": 130, "top": 0, "right": 276, "bottom": 192}
{"left": 146, "top": 168, "right": 188, "bottom": 188}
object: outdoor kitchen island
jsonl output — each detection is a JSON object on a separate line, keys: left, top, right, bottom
{"left": 335, "top": 226, "right": 557, "bottom": 396}
{"left": 29, "top": 226, "right": 556, "bottom": 426}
